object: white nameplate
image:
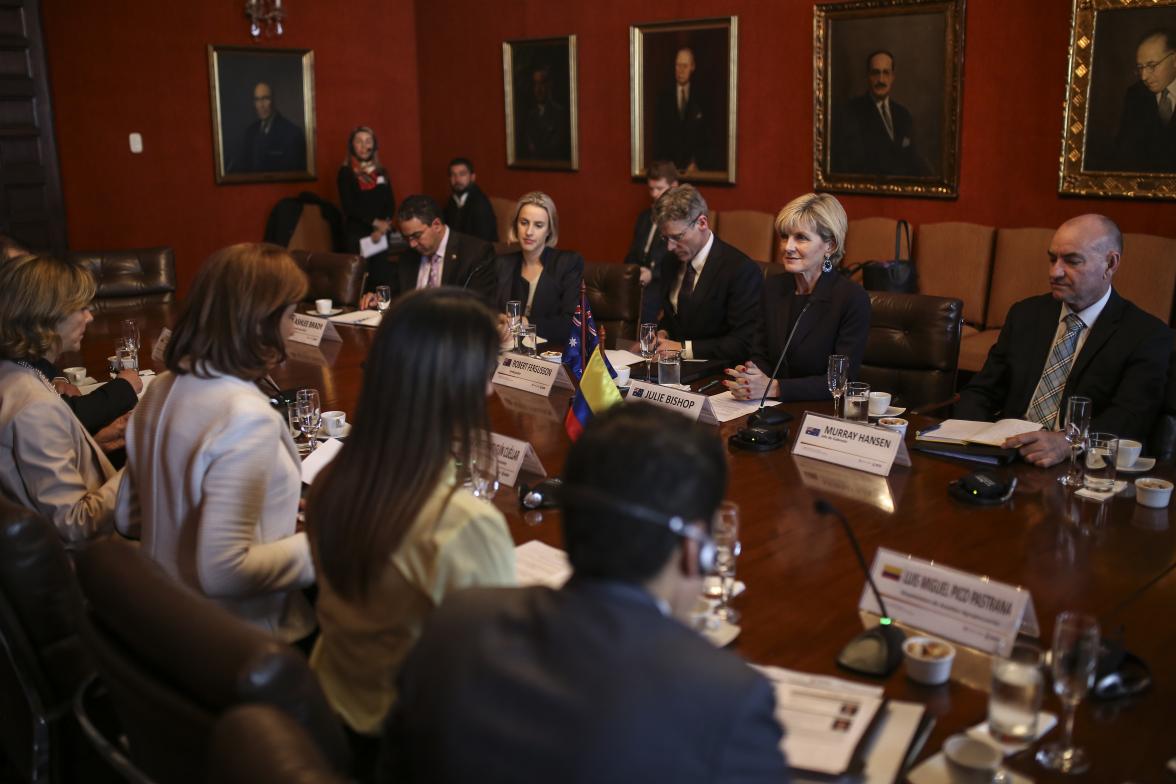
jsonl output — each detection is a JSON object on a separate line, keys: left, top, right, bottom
{"left": 492, "top": 352, "right": 574, "bottom": 396}
{"left": 859, "top": 547, "right": 1038, "bottom": 656}
{"left": 792, "top": 412, "right": 907, "bottom": 476}
{"left": 490, "top": 433, "right": 546, "bottom": 488}
{"left": 287, "top": 312, "right": 342, "bottom": 347}
{"left": 625, "top": 380, "right": 718, "bottom": 424}
{"left": 151, "top": 327, "right": 172, "bottom": 363}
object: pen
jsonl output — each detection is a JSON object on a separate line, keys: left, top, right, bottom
{"left": 697, "top": 379, "right": 721, "bottom": 393}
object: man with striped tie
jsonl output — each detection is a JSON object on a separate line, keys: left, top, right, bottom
{"left": 955, "top": 214, "right": 1171, "bottom": 467}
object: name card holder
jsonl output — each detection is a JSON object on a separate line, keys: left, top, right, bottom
{"left": 490, "top": 433, "right": 546, "bottom": 487}
{"left": 792, "top": 411, "right": 909, "bottom": 477}
{"left": 287, "top": 312, "right": 342, "bottom": 347}
{"left": 625, "top": 380, "right": 719, "bottom": 424}
{"left": 492, "top": 353, "right": 574, "bottom": 397}
{"left": 151, "top": 327, "right": 172, "bottom": 364}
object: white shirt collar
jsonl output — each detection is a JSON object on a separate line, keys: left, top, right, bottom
{"left": 691, "top": 231, "right": 715, "bottom": 276}
{"left": 453, "top": 191, "right": 469, "bottom": 208}
{"left": 1158, "top": 75, "right": 1176, "bottom": 105}
{"left": 1063, "top": 285, "right": 1111, "bottom": 329}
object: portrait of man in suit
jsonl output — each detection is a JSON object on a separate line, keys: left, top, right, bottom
{"left": 1106, "top": 28, "right": 1176, "bottom": 173}
{"left": 504, "top": 36, "right": 578, "bottom": 170}
{"left": 228, "top": 82, "right": 307, "bottom": 174}
{"left": 831, "top": 50, "right": 929, "bottom": 177}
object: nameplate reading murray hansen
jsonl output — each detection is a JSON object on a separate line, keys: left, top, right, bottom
{"left": 492, "top": 353, "right": 574, "bottom": 396}
{"left": 625, "top": 380, "right": 718, "bottom": 424}
{"left": 792, "top": 412, "right": 907, "bottom": 476}
{"left": 287, "top": 313, "right": 342, "bottom": 347}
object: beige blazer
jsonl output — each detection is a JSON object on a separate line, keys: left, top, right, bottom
{"left": 0, "top": 360, "right": 120, "bottom": 543}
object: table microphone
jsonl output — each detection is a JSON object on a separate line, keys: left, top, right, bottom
{"left": 729, "top": 302, "right": 809, "bottom": 452}
{"left": 814, "top": 498, "right": 906, "bottom": 677}
{"left": 462, "top": 257, "right": 496, "bottom": 289}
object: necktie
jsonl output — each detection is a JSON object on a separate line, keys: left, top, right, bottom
{"left": 1026, "top": 313, "right": 1086, "bottom": 428}
{"left": 678, "top": 261, "right": 697, "bottom": 310}
{"left": 880, "top": 101, "right": 895, "bottom": 140}
{"left": 1160, "top": 89, "right": 1173, "bottom": 126}
{"left": 428, "top": 254, "right": 442, "bottom": 288}
{"left": 678, "top": 86, "right": 686, "bottom": 117}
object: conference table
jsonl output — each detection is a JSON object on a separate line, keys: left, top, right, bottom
{"left": 71, "top": 303, "right": 1175, "bottom": 783}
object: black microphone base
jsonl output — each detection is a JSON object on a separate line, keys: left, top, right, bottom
{"left": 836, "top": 624, "right": 906, "bottom": 677}
{"left": 748, "top": 408, "right": 793, "bottom": 429}
{"left": 729, "top": 426, "right": 788, "bottom": 452}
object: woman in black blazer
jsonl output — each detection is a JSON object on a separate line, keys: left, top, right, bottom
{"left": 725, "top": 193, "right": 870, "bottom": 402}
{"left": 495, "top": 191, "right": 583, "bottom": 343}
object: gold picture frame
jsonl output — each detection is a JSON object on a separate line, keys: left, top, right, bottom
{"left": 630, "top": 17, "right": 738, "bottom": 184}
{"left": 503, "top": 35, "right": 579, "bottom": 171}
{"left": 814, "top": 0, "right": 966, "bottom": 199}
{"left": 208, "top": 45, "right": 316, "bottom": 185}
{"left": 1058, "top": 0, "right": 1176, "bottom": 200}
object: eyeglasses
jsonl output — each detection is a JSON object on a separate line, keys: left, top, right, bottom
{"left": 1135, "top": 51, "right": 1175, "bottom": 76}
{"left": 664, "top": 215, "right": 701, "bottom": 244}
{"left": 402, "top": 229, "right": 427, "bottom": 242}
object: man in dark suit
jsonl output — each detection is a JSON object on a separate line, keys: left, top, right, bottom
{"left": 1110, "top": 29, "right": 1176, "bottom": 172}
{"left": 653, "top": 48, "right": 714, "bottom": 173}
{"left": 382, "top": 404, "right": 789, "bottom": 784}
{"left": 653, "top": 184, "right": 762, "bottom": 362}
{"left": 624, "top": 160, "right": 679, "bottom": 322}
{"left": 520, "top": 65, "right": 569, "bottom": 161}
{"left": 955, "top": 214, "right": 1171, "bottom": 467}
{"left": 832, "top": 51, "right": 927, "bottom": 176}
{"left": 441, "top": 157, "right": 498, "bottom": 243}
{"left": 229, "top": 82, "right": 307, "bottom": 173}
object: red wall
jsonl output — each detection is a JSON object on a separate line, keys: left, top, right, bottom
{"left": 41, "top": 1, "right": 422, "bottom": 292}
{"left": 414, "top": 0, "right": 1174, "bottom": 264}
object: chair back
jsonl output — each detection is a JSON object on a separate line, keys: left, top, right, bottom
{"left": 287, "top": 204, "right": 335, "bottom": 253}
{"left": 74, "top": 538, "right": 348, "bottom": 784}
{"left": 1118, "top": 232, "right": 1176, "bottom": 326}
{"left": 860, "top": 291, "right": 963, "bottom": 409}
{"left": 210, "top": 705, "right": 349, "bottom": 784}
{"left": 584, "top": 262, "right": 642, "bottom": 346}
{"left": 985, "top": 227, "right": 1053, "bottom": 329}
{"left": 70, "top": 247, "right": 176, "bottom": 313}
{"left": 716, "top": 210, "right": 774, "bottom": 263}
{"left": 844, "top": 217, "right": 901, "bottom": 270}
{"left": 915, "top": 222, "right": 995, "bottom": 328}
{"left": 489, "top": 196, "right": 517, "bottom": 253}
{"left": 289, "top": 250, "right": 365, "bottom": 306}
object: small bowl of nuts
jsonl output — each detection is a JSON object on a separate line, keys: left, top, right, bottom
{"left": 902, "top": 636, "right": 956, "bottom": 685}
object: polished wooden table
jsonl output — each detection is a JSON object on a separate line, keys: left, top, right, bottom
{"left": 71, "top": 305, "right": 1176, "bottom": 783}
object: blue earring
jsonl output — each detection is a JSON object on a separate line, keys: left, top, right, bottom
{"left": 822, "top": 254, "right": 833, "bottom": 273}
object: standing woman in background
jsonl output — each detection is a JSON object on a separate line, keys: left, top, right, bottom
{"left": 338, "top": 126, "right": 396, "bottom": 293}
{"left": 306, "top": 288, "right": 515, "bottom": 776}
{"left": 116, "top": 243, "right": 316, "bottom": 644}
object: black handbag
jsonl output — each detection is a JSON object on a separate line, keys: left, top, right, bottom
{"left": 845, "top": 219, "right": 916, "bottom": 293}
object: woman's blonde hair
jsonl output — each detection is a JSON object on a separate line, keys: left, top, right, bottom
{"left": 509, "top": 191, "right": 559, "bottom": 247}
{"left": 774, "top": 193, "right": 848, "bottom": 265}
{"left": 0, "top": 254, "right": 95, "bottom": 360}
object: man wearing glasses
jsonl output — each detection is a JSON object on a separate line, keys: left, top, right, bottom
{"left": 650, "top": 185, "right": 762, "bottom": 363}
{"left": 1112, "top": 29, "right": 1176, "bottom": 172}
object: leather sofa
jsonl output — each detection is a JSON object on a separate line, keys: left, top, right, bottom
{"left": 71, "top": 247, "right": 176, "bottom": 313}
{"left": 210, "top": 705, "right": 349, "bottom": 784}
{"left": 289, "top": 250, "right": 366, "bottom": 307}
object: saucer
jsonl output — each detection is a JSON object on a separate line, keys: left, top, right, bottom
{"left": 1117, "top": 456, "right": 1156, "bottom": 473}
{"left": 701, "top": 618, "right": 741, "bottom": 648}
{"left": 317, "top": 423, "right": 351, "bottom": 439}
{"left": 307, "top": 308, "right": 343, "bottom": 317}
{"left": 870, "top": 405, "right": 907, "bottom": 419}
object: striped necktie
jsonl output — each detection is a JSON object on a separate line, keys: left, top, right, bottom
{"left": 1026, "top": 313, "right": 1086, "bottom": 428}
{"left": 428, "top": 254, "right": 442, "bottom": 288}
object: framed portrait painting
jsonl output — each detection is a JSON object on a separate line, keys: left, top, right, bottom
{"left": 630, "top": 17, "right": 738, "bottom": 185}
{"left": 814, "top": 0, "right": 966, "bottom": 199}
{"left": 503, "top": 35, "right": 579, "bottom": 171}
{"left": 1059, "top": 0, "right": 1176, "bottom": 200}
{"left": 208, "top": 46, "right": 316, "bottom": 184}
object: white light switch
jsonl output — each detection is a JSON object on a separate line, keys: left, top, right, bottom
{"left": 129, "top": 133, "right": 143, "bottom": 154}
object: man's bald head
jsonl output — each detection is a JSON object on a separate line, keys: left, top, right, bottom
{"left": 1047, "top": 214, "right": 1122, "bottom": 311}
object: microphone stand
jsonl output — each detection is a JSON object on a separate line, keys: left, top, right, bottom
{"left": 729, "top": 301, "right": 810, "bottom": 451}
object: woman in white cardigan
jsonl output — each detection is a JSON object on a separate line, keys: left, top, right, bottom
{"left": 116, "top": 243, "right": 315, "bottom": 643}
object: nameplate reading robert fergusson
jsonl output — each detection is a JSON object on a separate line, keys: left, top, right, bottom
{"left": 859, "top": 548, "right": 1036, "bottom": 657}
{"left": 624, "top": 380, "right": 718, "bottom": 424}
{"left": 792, "top": 412, "right": 902, "bottom": 476}
{"left": 492, "top": 353, "right": 573, "bottom": 396}
{"left": 287, "top": 313, "right": 342, "bottom": 347}
{"left": 490, "top": 432, "right": 546, "bottom": 487}
{"left": 151, "top": 328, "right": 172, "bottom": 363}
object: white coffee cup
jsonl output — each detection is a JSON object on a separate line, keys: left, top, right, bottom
{"left": 63, "top": 366, "right": 87, "bottom": 384}
{"left": 868, "top": 391, "right": 892, "bottom": 416}
{"left": 315, "top": 298, "right": 333, "bottom": 315}
{"left": 614, "top": 366, "right": 631, "bottom": 386}
{"left": 942, "top": 734, "right": 1003, "bottom": 783}
{"left": 1116, "top": 438, "right": 1142, "bottom": 469}
{"left": 322, "top": 410, "right": 346, "bottom": 436}
{"left": 878, "top": 417, "right": 908, "bottom": 438}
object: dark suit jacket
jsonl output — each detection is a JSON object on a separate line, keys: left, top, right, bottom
{"left": 624, "top": 207, "right": 671, "bottom": 323}
{"left": 495, "top": 247, "right": 584, "bottom": 343}
{"left": 442, "top": 183, "right": 499, "bottom": 243}
{"left": 231, "top": 112, "right": 306, "bottom": 173}
{"left": 382, "top": 579, "right": 789, "bottom": 784}
{"left": 832, "top": 95, "right": 926, "bottom": 176}
{"left": 392, "top": 229, "right": 497, "bottom": 306}
{"left": 1111, "top": 81, "right": 1176, "bottom": 173}
{"left": 658, "top": 236, "right": 763, "bottom": 362}
{"left": 955, "top": 290, "right": 1172, "bottom": 440}
{"left": 752, "top": 271, "right": 871, "bottom": 402}
{"left": 653, "top": 83, "right": 715, "bottom": 171}
{"left": 31, "top": 358, "right": 137, "bottom": 435}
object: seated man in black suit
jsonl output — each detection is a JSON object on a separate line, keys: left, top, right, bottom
{"left": 653, "top": 184, "right": 762, "bottom": 362}
{"left": 955, "top": 214, "right": 1171, "bottom": 467}
{"left": 624, "top": 160, "right": 678, "bottom": 323}
{"left": 359, "top": 194, "right": 496, "bottom": 309}
{"left": 441, "top": 156, "right": 498, "bottom": 243}
{"left": 382, "top": 403, "right": 789, "bottom": 784}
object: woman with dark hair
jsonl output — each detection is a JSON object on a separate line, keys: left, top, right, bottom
{"left": 306, "top": 288, "right": 515, "bottom": 752}
{"left": 0, "top": 254, "right": 121, "bottom": 542}
{"left": 338, "top": 126, "right": 396, "bottom": 292}
{"left": 116, "top": 243, "right": 315, "bottom": 643}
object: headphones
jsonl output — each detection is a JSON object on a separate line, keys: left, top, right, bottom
{"left": 557, "top": 484, "right": 717, "bottom": 575}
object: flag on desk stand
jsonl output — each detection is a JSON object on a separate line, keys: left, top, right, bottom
{"left": 564, "top": 282, "right": 622, "bottom": 441}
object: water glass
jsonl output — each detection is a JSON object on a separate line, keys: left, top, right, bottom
{"left": 375, "top": 285, "right": 392, "bottom": 312}
{"left": 845, "top": 382, "right": 870, "bottom": 422}
{"left": 295, "top": 388, "right": 322, "bottom": 448}
{"left": 711, "top": 501, "right": 742, "bottom": 624}
{"left": 115, "top": 341, "right": 139, "bottom": 373}
{"left": 657, "top": 349, "right": 681, "bottom": 386}
{"left": 121, "top": 319, "right": 140, "bottom": 353}
{"left": 506, "top": 300, "right": 523, "bottom": 337}
{"left": 640, "top": 322, "right": 658, "bottom": 379}
{"left": 1059, "top": 396, "right": 1092, "bottom": 488}
{"left": 519, "top": 324, "right": 538, "bottom": 356}
{"left": 1036, "top": 612, "right": 1099, "bottom": 774}
{"left": 1082, "top": 432, "right": 1119, "bottom": 493}
{"left": 988, "top": 643, "right": 1044, "bottom": 744}
{"left": 827, "top": 354, "right": 849, "bottom": 417}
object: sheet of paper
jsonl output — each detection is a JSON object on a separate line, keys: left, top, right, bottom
{"left": 329, "top": 309, "right": 383, "bottom": 327}
{"left": 359, "top": 233, "right": 388, "bottom": 258}
{"left": 917, "top": 418, "right": 1040, "bottom": 446}
{"left": 514, "top": 541, "right": 571, "bottom": 588}
{"left": 300, "top": 438, "right": 343, "bottom": 485}
{"left": 792, "top": 700, "right": 928, "bottom": 784}
{"left": 604, "top": 348, "right": 645, "bottom": 367}
{"left": 705, "top": 390, "right": 781, "bottom": 423}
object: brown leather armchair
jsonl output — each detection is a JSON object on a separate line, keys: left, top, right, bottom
{"left": 289, "top": 250, "right": 365, "bottom": 307}
{"left": 71, "top": 247, "right": 176, "bottom": 314}
{"left": 860, "top": 291, "right": 963, "bottom": 410}
{"left": 210, "top": 705, "right": 349, "bottom": 784}
{"left": 584, "top": 261, "right": 642, "bottom": 347}
{"left": 73, "top": 538, "right": 349, "bottom": 784}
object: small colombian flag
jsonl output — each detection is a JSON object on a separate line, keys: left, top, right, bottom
{"left": 564, "top": 344, "right": 623, "bottom": 441}
{"left": 881, "top": 564, "right": 903, "bottom": 582}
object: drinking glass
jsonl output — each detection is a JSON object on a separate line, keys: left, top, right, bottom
{"left": 657, "top": 349, "right": 681, "bottom": 386}
{"left": 520, "top": 324, "right": 538, "bottom": 356}
{"left": 639, "top": 322, "right": 658, "bottom": 381}
{"left": 711, "top": 501, "right": 742, "bottom": 624}
{"left": 1082, "top": 433, "right": 1119, "bottom": 493}
{"left": 845, "top": 382, "right": 870, "bottom": 422}
{"left": 988, "top": 642, "right": 1044, "bottom": 744}
{"left": 1036, "top": 612, "right": 1100, "bottom": 774}
{"left": 295, "top": 388, "right": 322, "bottom": 448}
{"left": 1059, "top": 396, "right": 1092, "bottom": 487}
{"left": 121, "top": 319, "right": 140, "bottom": 353}
{"left": 115, "top": 340, "right": 139, "bottom": 373}
{"left": 827, "top": 354, "right": 849, "bottom": 417}
{"left": 463, "top": 447, "right": 500, "bottom": 500}
{"left": 375, "top": 285, "right": 392, "bottom": 313}
{"left": 506, "top": 300, "right": 523, "bottom": 347}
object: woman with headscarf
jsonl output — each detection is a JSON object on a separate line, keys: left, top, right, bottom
{"left": 338, "top": 126, "right": 396, "bottom": 294}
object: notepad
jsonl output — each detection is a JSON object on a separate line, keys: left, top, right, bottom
{"left": 916, "top": 418, "right": 1042, "bottom": 447}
